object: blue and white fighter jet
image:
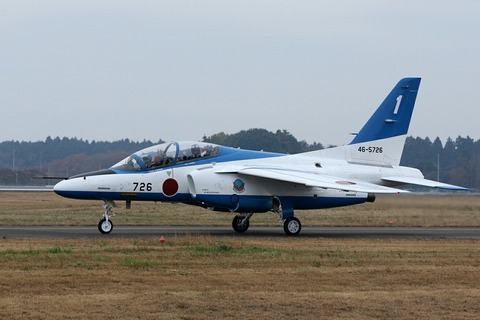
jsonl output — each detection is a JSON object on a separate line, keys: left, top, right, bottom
{"left": 54, "top": 78, "right": 466, "bottom": 236}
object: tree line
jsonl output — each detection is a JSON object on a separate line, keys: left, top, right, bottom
{"left": 0, "top": 131, "right": 478, "bottom": 190}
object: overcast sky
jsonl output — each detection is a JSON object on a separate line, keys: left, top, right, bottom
{"left": 1, "top": 0, "right": 479, "bottom": 146}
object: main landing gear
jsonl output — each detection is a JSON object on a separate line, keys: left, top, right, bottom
{"left": 232, "top": 213, "right": 254, "bottom": 233}
{"left": 283, "top": 217, "right": 301, "bottom": 236}
{"left": 231, "top": 199, "right": 302, "bottom": 236}
{"left": 274, "top": 197, "right": 301, "bottom": 236}
{"left": 231, "top": 213, "right": 302, "bottom": 236}
{"left": 98, "top": 200, "right": 116, "bottom": 234}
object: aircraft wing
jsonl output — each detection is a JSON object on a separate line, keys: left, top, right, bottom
{"left": 216, "top": 166, "right": 407, "bottom": 194}
{"left": 381, "top": 176, "right": 468, "bottom": 191}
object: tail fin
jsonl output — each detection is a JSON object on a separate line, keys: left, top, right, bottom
{"left": 348, "top": 77, "right": 421, "bottom": 166}
{"left": 351, "top": 78, "right": 421, "bottom": 144}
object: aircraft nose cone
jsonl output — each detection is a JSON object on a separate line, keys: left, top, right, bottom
{"left": 53, "top": 178, "right": 83, "bottom": 198}
{"left": 53, "top": 169, "right": 115, "bottom": 199}
{"left": 53, "top": 179, "right": 68, "bottom": 196}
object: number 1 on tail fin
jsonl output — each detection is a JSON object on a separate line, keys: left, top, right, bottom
{"left": 348, "top": 77, "right": 421, "bottom": 166}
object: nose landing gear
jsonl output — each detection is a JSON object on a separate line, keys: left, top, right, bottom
{"left": 98, "top": 218, "right": 113, "bottom": 234}
{"left": 98, "top": 200, "right": 116, "bottom": 234}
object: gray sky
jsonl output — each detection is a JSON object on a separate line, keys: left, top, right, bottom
{"left": 1, "top": 0, "right": 479, "bottom": 146}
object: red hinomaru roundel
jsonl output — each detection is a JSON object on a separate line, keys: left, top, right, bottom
{"left": 162, "top": 178, "right": 179, "bottom": 196}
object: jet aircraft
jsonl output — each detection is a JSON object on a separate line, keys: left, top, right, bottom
{"left": 53, "top": 78, "right": 466, "bottom": 236}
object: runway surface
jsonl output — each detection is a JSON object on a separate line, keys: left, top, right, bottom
{"left": 1, "top": 225, "right": 479, "bottom": 239}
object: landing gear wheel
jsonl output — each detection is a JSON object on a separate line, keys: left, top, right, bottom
{"left": 98, "top": 218, "right": 113, "bottom": 234}
{"left": 232, "top": 215, "right": 250, "bottom": 233}
{"left": 283, "top": 217, "right": 301, "bottom": 236}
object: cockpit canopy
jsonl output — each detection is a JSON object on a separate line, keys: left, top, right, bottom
{"left": 111, "top": 141, "right": 221, "bottom": 172}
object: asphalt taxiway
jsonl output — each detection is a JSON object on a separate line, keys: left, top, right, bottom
{"left": 0, "top": 226, "right": 479, "bottom": 239}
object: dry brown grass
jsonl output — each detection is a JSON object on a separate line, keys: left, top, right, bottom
{"left": 1, "top": 192, "right": 480, "bottom": 319}
{"left": 1, "top": 237, "right": 479, "bottom": 319}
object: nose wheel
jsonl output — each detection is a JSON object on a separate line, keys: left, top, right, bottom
{"left": 98, "top": 200, "right": 116, "bottom": 234}
{"left": 98, "top": 218, "right": 113, "bottom": 234}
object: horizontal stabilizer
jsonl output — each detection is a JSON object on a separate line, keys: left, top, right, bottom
{"left": 381, "top": 176, "right": 468, "bottom": 191}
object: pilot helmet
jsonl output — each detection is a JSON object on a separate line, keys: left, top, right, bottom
{"left": 141, "top": 153, "right": 152, "bottom": 164}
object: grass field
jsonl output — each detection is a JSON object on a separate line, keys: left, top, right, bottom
{"left": 1, "top": 192, "right": 480, "bottom": 319}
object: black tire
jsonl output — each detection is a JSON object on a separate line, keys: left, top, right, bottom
{"left": 232, "top": 215, "right": 249, "bottom": 233}
{"left": 283, "top": 217, "right": 301, "bottom": 236}
{"left": 98, "top": 218, "right": 113, "bottom": 234}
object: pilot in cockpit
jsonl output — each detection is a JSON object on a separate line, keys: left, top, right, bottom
{"left": 191, "top": 144, "right": 201, "bottom": 158}
{"left": 153, "top": 154, "right": 163, "bottom": 167}
{"left": 201, "top": 145, "right": 213, "bottom": 157}
{"left": 141, "top": 154, "right": 153, "bottom": 168}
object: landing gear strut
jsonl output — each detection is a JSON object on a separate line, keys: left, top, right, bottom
{"left": 98, "top": 200, "right": 116, "bottom": 234}
{"left": 274, "top": 197, "right": 302, "bottom": 236}
{"left": 232, "top": 213, "right": 254, "bottom": 233}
